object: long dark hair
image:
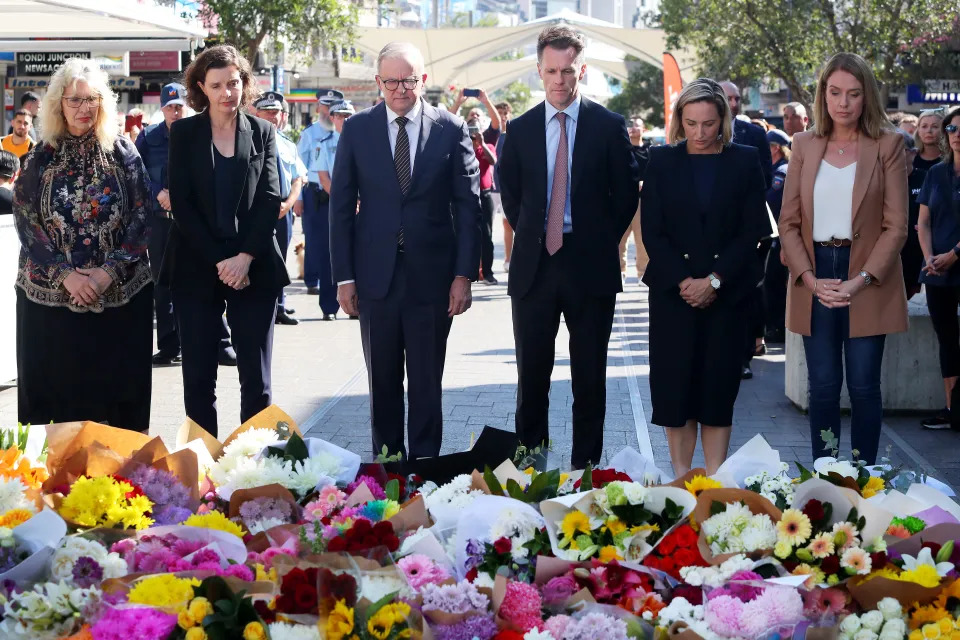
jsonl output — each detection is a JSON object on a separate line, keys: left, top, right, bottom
{"left": 183, "top": 45, "right": 259, "bottom": 112}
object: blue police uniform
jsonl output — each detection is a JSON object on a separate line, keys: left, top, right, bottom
{"left": 275, "top": 131, "right": 308, "bottom": 311}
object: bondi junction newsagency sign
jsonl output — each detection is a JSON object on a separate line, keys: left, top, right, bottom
{"left": 16, "top": 52, "right": 90, "bottom": 76}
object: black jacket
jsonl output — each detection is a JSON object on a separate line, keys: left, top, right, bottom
{"left": 734, "top": 118, "right": 774, "bottom": 189}
{"left": 640, "top": 142, "right": 770, "bottom": 304}
{"left": 498, "top": 97, "right": 640, "bottom": 298}
{"left": 164, "top": 111, "right": 289, "bottom": 293}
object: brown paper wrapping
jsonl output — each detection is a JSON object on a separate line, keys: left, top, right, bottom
{"left": 890, "top": 523, "right": 960, "bottom": 557}
{"left": 847, "top": 574, "right": 951, "bottom": 610}
{"left": 155, "top": 449, "right": 201, "bottom": 502}
{"left": 534, "top": 556, "right": 589, "bottom": 585}
{"left": 43, "top": 442, "right": 128, "bottom": 492}
{"left": 45, "top": 422, "right": 152, "bottom": 476}
{"left": 666, "top": 468, "right": 707, "bottom": 490}
{"left": 127, "top": 437, "right": 169, "bottom": 467}
{"left": 389, "top": 495, "right": 432, "bottom": 534}
{"left": 228, "top": 484, "right": 300, "bottom": 519}
{"left": 177, "top": 419, "right": 224, "bottom": 460}
{"left": 692, "top": 488, "right": 782, "bottom": 565}
{"left": 345, "top": 482, "right": 377, "bottom": 508}
{"left": 220, "top": 406, "right": 302, "bottom": 452}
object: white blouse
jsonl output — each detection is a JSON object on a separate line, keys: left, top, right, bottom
{"left": 812, "top": 160, "right": 857, "bottom": 242}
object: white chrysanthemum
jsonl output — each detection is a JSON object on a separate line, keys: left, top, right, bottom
{"left": 50, "top": 538, "right": 126, "bottom": 583}
{"left": 424, "top": 474, "right": 483, "bottom": 512}
{"left": 473, "top": 571, "right": 495, "bottom": 590}
{"left": 397, "top": 527, "right": 430, "bottom": 556}
{"left": 360, "top": 573, "right": 413, "bottom": 603}
{"left": 0, "top": 477, "right": 35, "bottom": 515}
{"left": 524, "top": 629, "right": 557, "bottom": 640}
{"left": 215, "top": 457, "right": 292, "bottom": 496}
{"left": 221, "top": 428, "right": 283, "bottom": 461}
{"left": 489, "top": 507, "right": 540, "bottom": 548}
{"left": 268, "top": 622, "right": 322, "bottom": 640}
{"left": 285, "top": 453, "right": 341, "bottom": 495}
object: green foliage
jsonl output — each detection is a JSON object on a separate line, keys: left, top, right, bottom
{"left": 265, "top": 431, "right": 308, "bottom": 464}
{"left": 385, "top": 479, "right": 400, "bottom": 503}
{"left": 580, "top": 464, "right": 593, "bottom": 492}
{"left": 483, "top": 465, "right": 562, "bottom": 503}
{"left": 606, "top": 59, "right": 665, "bottom": 128}
{"left": 201, "top": 0, "right": 358, "bottom": 65}
{"left": 659, "top": 0, "right": 960, "bottom": 109}
{"left": 0, "top": 424, "right": 46, "bottom": 461}
{"left": 494, "top": 81, "right": 533, "bottom": 115}
{"left": 375, "top": 445, "right": 403, "bottom": 464}
{"left": 442, "top": 12, "right": 500, "bottom": 27}
{"left": 299, "top": 520, "right": 327, "bottom": 554}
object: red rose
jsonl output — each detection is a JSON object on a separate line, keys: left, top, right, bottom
{"left": 283, "top": 569, "right": 309, "bottom": 588}
{"left": 494, "top": 631, "right": 525, "bottom": 640}
{"left": 673, "top": 547, "right": 698, "bottom": 570}
{"left": 373, "top": 521, "right": 394, "bottom": 536}
{"left": 801, "top": 499, "right": 825, "bottom": 523}
{"left": 293, "top": 584, "right": 319, "bottom": 612}
{"left": 328, "top": 537, "right": 347, "bottom": 552}
{"left": 254, "top": 599, "right": 276, "bottom": 623}
{"left": 674, "top": 525, "right": 699, "bottom": 549}
{"left": 659, "top": 556, "right": 676, "bottom": 574}
{"left": 353, "top": 519, "right": 373, "bottom": 535}
{"left": 658, "top": 535, "right": 678, "bottom": 556}
{"left": 819, "top": 555, "right": 840, "bottom": 576}
{"left": 494, "top": 537, "right": 513, "bottom": 554}
{"left": 386, "top": 535, "right": 400, "bottom": 551}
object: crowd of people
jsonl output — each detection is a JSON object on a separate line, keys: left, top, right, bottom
{"left": 4, "top": 27, "right": 959, "bottom": 476}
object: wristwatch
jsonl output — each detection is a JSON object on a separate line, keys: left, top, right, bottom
{"left": 859, "top": 270, "right": 872, "bottom": 285}
{"left": 709, "top": 273, "right": 722, "bottom": 290}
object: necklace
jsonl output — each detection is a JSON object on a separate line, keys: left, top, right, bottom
{"left": 831, "top": 134, "right": 859, "bottom": 155}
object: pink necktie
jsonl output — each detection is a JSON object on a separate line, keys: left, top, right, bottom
{"left": 546, "top": 112, "right": 567, "bottom": 256}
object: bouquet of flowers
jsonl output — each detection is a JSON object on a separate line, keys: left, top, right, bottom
{"left": 544, "top": 611, "right": 631, "bottom": 640}
{"left": 325, "top": 596, "right": 415, "bottom": 640}
{"left": 848, "top": 545, "right": 955, "bottom": 609}
{"left": 642, "top": 523, "right": 707, "bottom": 581}
{"left": 837, "top": 597, "right": 906, "bottom": 640}
{"left": 50, "top": 535, "right": 127, "bottom": 586}
{"left": 268, "top": 621, "right": 323, "bottom": 640}
{"left": 797, "top": 431, "right": 895, "bottom": 498}
{"left": 304, "top": 486, "right": 347, "bottom": 523}
{"left": 573, "top": 468, "right": 633, "bottom": 491}
{"left": 0, "top": 580, "right": 101, "bottom": 639}
{"left": 126, "top": 574, "right": 202, "bottom": 609}
{"left": 57, "top": 475, "right": 154, "bottom": 530}
{"left": 124, "top": 464, "right": 194, "bottom": 526}
{"left": 111, "top": 532, "right": 253, "bottom": 579}
{"left": 326, "top": 519, "right": 401, "bottom": 554}
{"left": 169, "top": 576, "right": 269, "bottom": 640}
{"left": 238, "top": 495, "right": 300, "bottom": 534}
{"left": 421, "top": 580, "right": 495, "bottom": 640}
{"left": 699, "top": 502, "right": 778, "bottom": 558}
{"left": 422, "top": 474, "right": 486, "bottom": 523}
{"left": 0, "top": 430, "right": 49, "bottom": 491}
{"left": 566, "top": 561, "right": 664, "bottom": 619}
{"left": 397, "top": 554, "right": 452, "bottom": 591}
{"left": 679, "top": 554, "right": 757, "bottom": 588}
{"left": 275, "top": 566, "right": 321, "bottom": 616}
{"left": 744, "top": 464, "right": 795, "bottom": 510}
{"left": 702, "top": 584, "right": 805, "bottom": 639}
{"left": 887, "top": 516, "right": 928, "bottom": 539}
{"left": 498, "top": 581, "right": 545, "bottom": 632}
{"left": 544, "top": 482, "right": 694, "bottom": 562}
{"left": 89, "top": 607, "right": 178, "bottom": 640}
{"left": 464, "top": 505, "right": 552, "bottom": 583}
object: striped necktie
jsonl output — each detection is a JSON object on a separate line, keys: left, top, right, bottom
{"left": 394, "top": 116, "right": 411, "bottom": 248}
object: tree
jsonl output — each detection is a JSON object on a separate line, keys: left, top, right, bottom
{"left": 201, "top": 0, "right": 359, "bottom": 66}
{"left": 659, "top": 0, "right": 959, "bottom": 110}
{"left": 442, "top": 12, "right": 500, "bottom": 27}
{"left": 606, "top": 58, "right": 665, "bottom": 128}
{"left": 494, "top": 80, "right": 533, "bottom": 114}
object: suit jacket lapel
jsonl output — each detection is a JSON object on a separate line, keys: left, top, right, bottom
{"left": 852, "top": 136, "right": 879, "bottom": 222}
{"left": 409, "top": 101, "right": 441, "bottom": 198}
{"left": 195, "top": 112, "right": 216, "bottom": 225}
{"left": 226, "top": 113, "right": 254, "bottom": 221}
{"left": 570, "top": 97, "right": 590, "bottom": 197}
{"left": 531, "top": 102, "right": 548, "bottom": 209}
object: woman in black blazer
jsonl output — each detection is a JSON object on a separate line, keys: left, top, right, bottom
{"left": 641, "top": 78, "right": 770, "bottom": 476}
{"left": 167, "top": 45, "right": 289, "bottom": 437}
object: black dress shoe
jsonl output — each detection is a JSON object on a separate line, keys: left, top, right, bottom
{"left": 284, "top": 307, "right": 296, "bottom": 315}
{"left": 276, "top": 311, "right": 299, "bottom": 325}
{"left": 152, "top": 351, "right": 182, "bottom": 366}
{"left": 322, "top": 313, "right": 337, "bottom": 321}
{"left": 349, "top": 315, "right": 360, "bottom": 320}
{"left": 482, "top": 276, "right": 499, "bottom": 285}
{"left": 306, "top": 287, "right": 321, "bottom": 295}
{"left": 218, "top": 347, "right": 238, "bottom": 366}
{"left": 741, "top": 366, "right": 753, "bottom": 380}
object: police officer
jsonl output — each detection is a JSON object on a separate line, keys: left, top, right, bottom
{"left": 255, "top": 91, "right": 308, "bottom": 326}
{"left": 762, "top": 129, "right": 791, "bottom": 344}
{"left": 313, "top": 99, "right": 356, "bottom": 320}
{"left": 296, "top": 89, "right": 343, "bottom": 321}
{"left": 136, "top": 83, "right": 237, "bottom": 366}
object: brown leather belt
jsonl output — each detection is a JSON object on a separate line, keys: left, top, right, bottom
{"left": 817, "top": 238, "right": 852, "bottom": 247}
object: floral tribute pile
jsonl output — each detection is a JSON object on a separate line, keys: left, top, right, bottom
{"left": 4, "top": 414, "right": 960, "bottom": 640}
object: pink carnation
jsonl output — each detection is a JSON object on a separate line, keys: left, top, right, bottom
{"left": 499, "top": 582, "right": 543, "bottom": 632}
{"left": 544, "top": 614, "right": 572, "bottom": 640}
{"left": 397, "top": 554, "right": 451, "bottom": 591}
{"left": 705, "top": 595, "right": 746, "bottom": 638}
{"left": 225, "top": 564, "right": 255, "bottom": 581}
{"left": 740, "top": 587, "right": 804, "bottom": 637}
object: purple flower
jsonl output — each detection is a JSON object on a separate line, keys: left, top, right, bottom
{"left": 434, "top": 614, "right": 498, "bottom": 640}
{"left": 125, "top": 466, "right": 192, "bottom": 515}
{"left": 153, "top": 505, "right": 192, "bottom": 526}
{"left": 422, "top": 580, "right": 490, "bottom": 614}
{"left": 541, "top": 574, "right": 579, "bottom": 605}
{"left": 464, "top": 539, "right": 484, "bottom": 570}
{"left": 563, "top": 613, "right": 629, "bottom": 640}
{"left": 712, "top": 570, "right": 766, "bottom": 602}
{"left": 71, "top": 556, "right": 104, "bottom": 588}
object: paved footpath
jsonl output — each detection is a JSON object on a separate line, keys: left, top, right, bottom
{"left": 0, "top": 217, "right": 956, "bottom": 490}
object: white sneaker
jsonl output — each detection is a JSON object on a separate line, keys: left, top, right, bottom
{"left": 503, "top": 261, "right": 510, "bottom": 273}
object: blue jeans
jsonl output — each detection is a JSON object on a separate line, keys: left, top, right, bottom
{"left": 803, "top": 245, "right": 885, "bottom": 464}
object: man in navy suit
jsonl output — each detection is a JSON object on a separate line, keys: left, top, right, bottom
{"left": 498, "top": 26, "right": 640, "bottom": 469}
{"left": 329, "top": 42, "right": 482, "bottom": 460}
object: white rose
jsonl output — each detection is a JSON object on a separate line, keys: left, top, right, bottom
{"left": 877, "top": 598, "right": 903, "bottom": 622}
{"left": 623, "top": 483, "right": 648, "bottom": 505}
{"left": 854, "top": 630, "right": 879, "bottom": 640}
{"left": 814, "top": 457, "right": 859, "bottom": 479}
{"left": 878, "top": 632, "right": 902, "bottom": 640}
{"left": 839, "top": 615, "right": 862, "bottom": 635}
{"left": 861, "top": 611, "right": 885, "bottom": 633}
{"left": 880, "top": 619, "right": 907, "bottom": 637}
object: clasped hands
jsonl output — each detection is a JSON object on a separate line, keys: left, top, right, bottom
{"left": 64, "top": 267, "right": 113, "bottom": 306}
{"left": 679, "top": 277, "right": 717, "bottom": 309}
{"left": 922, "top": 251, "right": 958, "bottom": 277}
{"left": 217, "top": 253, "right": 253, "bottom": 290}
{"left": 802, "top": 272, "right": 865, "bottom": 308}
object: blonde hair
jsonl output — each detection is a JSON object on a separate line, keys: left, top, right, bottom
{"left": 668, "top": 78, "right": 732, "bottom": 146}
{"left": 41, "top": 58, "right": 119, "bottom": 149}
{"left": 915, "top": 108, "right": 945, "bottom": 156}
{"left": 812, "top": 53, "right": 891, "bottom": 140}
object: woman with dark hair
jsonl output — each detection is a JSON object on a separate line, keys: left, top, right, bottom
{"left": 916, "top": 107, "right": 960, "bottom": 431}
{"left": 14, "top": 59, "right": 153, "bottom": 431}
{"left": 641, "top": 78, "right": 770, "bottom": 476}
{"left": 166, "top": 44, "right": 288, "bottom": 437}
{"left": 779, "top": 52, "right": 908, "bottom": 464}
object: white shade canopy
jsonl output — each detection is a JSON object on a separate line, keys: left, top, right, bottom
{"left": 0, "top": 0, "right": 206, "bottom": 50}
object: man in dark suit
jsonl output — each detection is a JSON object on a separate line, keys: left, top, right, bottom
{"left": 329, "top": 41, "right": 482, "bottom": 460}
{"left": 498, "top": 26, "right": 640, "bottom": 469}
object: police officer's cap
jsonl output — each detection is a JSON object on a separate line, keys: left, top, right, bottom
{"left": 330, "top": 100, "right": 356, "bottom": 116}
{"left": 316, "top": 89, "right": 345, "bottom": 105}
{"left": 254, "top": 91, "right": 285, "bottom": 111}
{"left": 766, "top": 129, "right": 791, "bottom": 147}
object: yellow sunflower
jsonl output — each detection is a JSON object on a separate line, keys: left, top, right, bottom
{"left": 777, "top": 509, "right": 813, "bottom": 546}
{"left": 911, "top": 605, "right": 950, "bottom": 630}
{"left": 862, "top": 476, "right": 886, "bottom": 499}
{"left": 684, "top": 475, "right": 722, "bottom": 498}
{"left": 561, "top": 511, "right": 592, "bottom": 540}
{"left": 935, "top": 579, "right": 960, "bottom": 610}
{"left": 326, "top": 600, "right": 357, "bottom": 640}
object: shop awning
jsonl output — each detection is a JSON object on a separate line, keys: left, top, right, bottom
{"left": 0, "top": 0, "right": 206, "bottom": 50}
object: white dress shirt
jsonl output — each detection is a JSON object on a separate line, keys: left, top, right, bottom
{"left": 386, "top": 98, "right": 423, "bottom": 173}
{"left": 337, "top": 100, "right": 425, "bottom": 287}
{"left": 812, "top": 160, "right": 856, "bottom": 242}
{"left": 544, "top": 93, "right": 580, "bottom": 233}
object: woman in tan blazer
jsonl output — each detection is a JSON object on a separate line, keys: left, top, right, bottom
{"left": 779, "top": 53, "right": 908, "bottom": 465}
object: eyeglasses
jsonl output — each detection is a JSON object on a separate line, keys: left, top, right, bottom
{"left": 379, "top": 77, "right": 419, "bottom": 91}
{"left": 946, "top": 124, "right": 959, "bottom": 134}
{"left": 62, "top": 96, "right": 102, "bottom": 108}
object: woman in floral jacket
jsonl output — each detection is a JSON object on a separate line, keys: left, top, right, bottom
{"left": 14, "top": 59, "right": 153, "bottom": 431}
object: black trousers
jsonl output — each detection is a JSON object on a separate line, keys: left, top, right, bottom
{"left": 743, "top": 239, "right": 771, "bottom": 365}
{"left": 479, "top": 190, "right": 496, "bottom": 280}
{"left": 926, "top": 284, "right": 960, "bottom": 379}
{"left": 763, "top": 239, "right": 788, "bottom": 338}
{"left": 147, "top": 216, "right": 232, "bottom": 355}
{"left": 359, "top": 254, "right": 452, "bottom": 460}
{"left": 512, "top": 244, "right": 615, "bottom": 467}
{"left": 173, "top": 283, "right": 277, "bottom": 437}
{"left": 274, "top": 212, "right": 294, "bottom": 310}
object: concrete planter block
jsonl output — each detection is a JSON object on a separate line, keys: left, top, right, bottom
{"left": 785, "top": 289, "right": 945, "bottom": 412}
